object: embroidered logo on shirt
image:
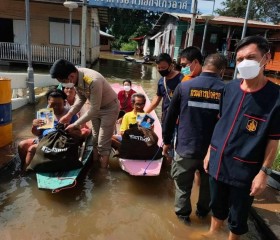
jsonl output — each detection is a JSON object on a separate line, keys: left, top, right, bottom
{"left": 246, "top": 119, "right": 258, "bottom": 132}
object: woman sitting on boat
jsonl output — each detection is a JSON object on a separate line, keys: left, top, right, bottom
{"left": 117, "top": 79, "right": 136, "bottom": 116}
{"left": 18, "top": 88, "right": 81, "bottom": 170}
{"left": 61, "top": 84, "right": 91, "bottom": 138}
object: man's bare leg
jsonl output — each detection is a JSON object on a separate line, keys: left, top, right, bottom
{"left": 209, "top": 216, "right": 224, "bottom": 233}
{"left": 100, "top": 155, "right": 109, "bottom": 168}
{"left": 228, "top": 232, "right": 240, "bottom": 240}
{"left": 93, "top": 147, "right": 100, "bottom": 162}
{"left": 202, "top": 216, "right": 224, "bottom": 238}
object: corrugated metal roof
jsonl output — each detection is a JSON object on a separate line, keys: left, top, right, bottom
{"left": 100, "top": 30, "right": 114, "bottom": 39}
{"left": 174, "top": 13, "right": 280, "bottom": 29}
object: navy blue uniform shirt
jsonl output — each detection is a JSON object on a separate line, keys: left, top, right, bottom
{"left": 209, "top": 79, "right": 280, "bottom": 188}
{"left": 163, "top": 72, "right": 224, "bottom": 159}
{"left": 157, "top": 73, "right": 183, "bottom": 122}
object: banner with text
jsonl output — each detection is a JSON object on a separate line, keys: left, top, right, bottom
{"left": 88, "top": 0, "right": 191, "bottom": 14}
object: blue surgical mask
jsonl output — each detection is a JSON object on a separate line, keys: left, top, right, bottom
{"left": 181, "top": 66, "right": 191, "bottom": 76}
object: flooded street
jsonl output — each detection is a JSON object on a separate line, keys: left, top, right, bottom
{"left": 0, "top": 57, "right": 262, "bottom": 240}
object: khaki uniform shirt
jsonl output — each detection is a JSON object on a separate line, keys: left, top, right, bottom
{"left": 69, "top": 68, "right": 117, "bottom": 126}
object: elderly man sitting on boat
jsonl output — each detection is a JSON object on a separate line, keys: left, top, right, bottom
{"left": 112, "top": 92, "right": 161, "bottom": 161}
{"left": 112, "top": 93, "right": 146, "bottom": 148}
{"left": 18, "top": 88, "right": 82, "bottom": 171}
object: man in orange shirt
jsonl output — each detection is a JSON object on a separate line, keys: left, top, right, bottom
{"left": 180, "top": 46, "right": 203, "bottom": 82}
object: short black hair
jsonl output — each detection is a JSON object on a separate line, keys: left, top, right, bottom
{"left": 235, "top": 36, "right": 270, "bottom": 55}
{"left": 180, "top": 47, "right": 203, "bottom": 64}
{"left": 46, "top": 87, "right": 67, "bottom": 100}
{"left": 156, "top": 53, "right": 172, "bottom": 65}
{"left": 123, "top": 79, "right": 132, "bottom": 86}
{"left": 131, "top": 93, "right": 146, "bottom": 104}
{"left": 204, "top": 53, "right": 227, "bottom": 71}
{"left": 50, "top": 59, "right": 77, "bottom": 79}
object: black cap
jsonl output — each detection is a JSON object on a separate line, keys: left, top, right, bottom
{"left": 50, "top": 59, "right": 77, "bottom": 79}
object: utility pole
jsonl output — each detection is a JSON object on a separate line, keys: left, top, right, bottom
{"left": 233, "top": 0, "right": 252, "bottom": 79}
{"left": 187, "top": 0, "right": 198, "bottom": 47}
{"left": 81, "top": 0, "right": 87, "bottom": 67}
{"left": 25, "top": 0, "right": 35, "bottom": 103}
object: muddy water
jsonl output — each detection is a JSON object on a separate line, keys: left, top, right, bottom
{"left": 0, "top": 58, "right": 262, "bottom": 240}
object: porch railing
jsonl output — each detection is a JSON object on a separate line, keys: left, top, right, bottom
{"left": 0, "top": 42, "right": 81, "bottom": 65}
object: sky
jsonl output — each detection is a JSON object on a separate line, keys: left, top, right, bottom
{"left": 197, "top": 0, "right": 224, "bottom": 15}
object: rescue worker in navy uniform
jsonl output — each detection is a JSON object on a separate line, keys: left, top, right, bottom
{"left": 204, "top": 36, "right": 280, "bottom": 240}
{"left": 163, "top": 53, "right": 227, "bottom": 224}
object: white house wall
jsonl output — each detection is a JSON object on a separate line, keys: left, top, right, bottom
{"left": 152, "top": 18, "right": 177, "bottom": 58}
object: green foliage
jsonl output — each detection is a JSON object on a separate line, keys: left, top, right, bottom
{"left": 272, "top": 149, "right": 280, "bottom": 172}
{"left": 216, "top": 0, "right": 280, "bottom": 24}
{"left": 120, "top": 41, "right": 137, "bottom": 51}
{"left": 108, "top": 8, "right": 160, "bottom": 50}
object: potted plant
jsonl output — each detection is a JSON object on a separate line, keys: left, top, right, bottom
{"left": 267, "top": 149, "right": 280, "bottom": 190}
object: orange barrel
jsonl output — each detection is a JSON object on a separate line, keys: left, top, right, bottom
{"left": 0, "top": 78, "right": 12, "bottom": 147}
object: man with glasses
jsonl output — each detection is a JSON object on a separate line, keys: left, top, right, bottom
{"left": 119, "top": 93, "right": 146, "bottom": 135}
{"left": 111, "top": 93, "right": 146, "bottom": 150}
{"left": 180, "top": 46, "right": 203, "bottom": 82}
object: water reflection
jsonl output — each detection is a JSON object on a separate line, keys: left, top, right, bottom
{"left": 93, "top": 58, "right": 156, "bottom": 81}
{"left": 0, "top": 58, "right": 262, "bottom": 240}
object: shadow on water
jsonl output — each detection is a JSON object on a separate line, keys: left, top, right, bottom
{"left": 0, "top": 58, "right": 264, "bottom": 239}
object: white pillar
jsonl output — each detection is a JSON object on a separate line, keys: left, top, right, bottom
{"left": 81, "top": 0, "right": 87, "bottom": 67}
{"left": 187, "top": 0, "right": 197, "bottom": 47}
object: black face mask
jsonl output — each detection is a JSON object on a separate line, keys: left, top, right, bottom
{"left": 159, "top": 69, "right": 171, "bottom": 77}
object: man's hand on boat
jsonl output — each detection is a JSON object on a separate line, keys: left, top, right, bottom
{"left": 163, "top": 144, "right": 173, "bottom": 165}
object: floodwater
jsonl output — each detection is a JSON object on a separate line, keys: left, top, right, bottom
{"left": 0, "top": 57, "right": 263, "bottom": 240}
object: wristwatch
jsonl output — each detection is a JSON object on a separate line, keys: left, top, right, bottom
{"left": 261, "top": 166, "right": 272, "bottom": 175}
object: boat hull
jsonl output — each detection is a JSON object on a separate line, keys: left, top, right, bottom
{"left": 112, "top": 50, "right": 135, "bottom": 55}
{"left": 119, "top": 158, "right": 163, "bottom": 176}
{"left": 36, "top": 136, "right": 93, "bottom": 192}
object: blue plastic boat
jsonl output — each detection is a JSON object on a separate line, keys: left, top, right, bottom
{"left": 36, "top": 136, "right": 93, "bottom": 193}
{"left": 112, "top": 50, "right": 135, "bottom": 55}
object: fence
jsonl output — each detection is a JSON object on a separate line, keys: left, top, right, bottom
{"left": 0, "top": 42, "right": 81, "bottom": 65}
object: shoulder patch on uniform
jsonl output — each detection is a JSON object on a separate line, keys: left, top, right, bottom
{"left": 83, "top": 75, "right": 92, "bottom": 85}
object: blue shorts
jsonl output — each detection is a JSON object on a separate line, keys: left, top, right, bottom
{"left": 209, "top": 176, "right": 254, "bottom": 235}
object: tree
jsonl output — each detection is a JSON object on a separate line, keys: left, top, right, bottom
{"left": 107, "top": 8, "right": 160, "bottom": 50}
{"left": 216, "top": 0, "right": 280, "bottom": 24}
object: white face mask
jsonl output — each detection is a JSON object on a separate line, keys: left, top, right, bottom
{"left": 237, "top": 54, "right": 266, "bottom": 80}
{"left": 123, "top": 85, "right": 131, "bottom": 92}
{"left": 62, "top": 82, "right": 75, "bottom": 88}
